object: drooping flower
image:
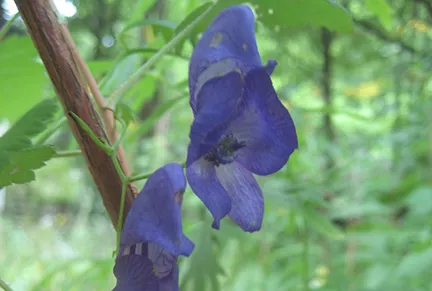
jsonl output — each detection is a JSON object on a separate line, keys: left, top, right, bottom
{"left": 113, "top": 163, "right": 194, "bottom": 291}
{"left": 186, "top": 5, "right": 298, "bottom": 232}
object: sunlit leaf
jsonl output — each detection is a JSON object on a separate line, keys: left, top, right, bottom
{"left": 115, "top": 103, "right": 136, "bottom": 126}
{"left": 0, "top": 145, "right": 56, "bottom": 187}
{"left": 0, "top": 99, "right": 58, "bottom": 151}
{"left": 0, "top": 36, "right": 48, "bottom": 121}
{"left": 173, "top": 0, "right": 353, "bottom": 51}
{"left": 365, "top": 0, "right": 393, "bottom": 29}
{"left": 181, "top": 223, "right": 224, "bottom": 291}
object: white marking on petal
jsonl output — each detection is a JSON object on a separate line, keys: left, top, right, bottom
{"left": 135, "top": 242, "right": 143, "bottom": 255}
{"left": 193, "top": 58, "right": 240, "bottom": 104}
{"left": 123, "top": 246, "right": 130, "bottom": 256}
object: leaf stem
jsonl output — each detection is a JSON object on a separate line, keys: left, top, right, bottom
{"left": 54, "top": 150, "right": 82, "bottom": 158}
{"left": 116, "top": 182, "right": 128, "bottom": 255}
{"left": 0, "top": 278, "right": 13, "bottom": 291}
{"left": 106, "top": 4, "right": 214, "bottom": 106}
{"left": 0, "top": 13, "right": 19, "bottom": 42}
{"left": 68, "top": 112, "right": 113, "bottom": 155}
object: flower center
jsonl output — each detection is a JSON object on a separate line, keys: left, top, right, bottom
{"left": 204, "top": 133, "right": 245, "bottom": 166}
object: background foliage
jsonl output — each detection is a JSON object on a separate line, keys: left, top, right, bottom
{"left": 1, "top": 0, "right": 431, "bottom": 290}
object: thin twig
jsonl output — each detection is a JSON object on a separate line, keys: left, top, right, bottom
{"left": 53, "top": 150, "right": 82, "bottom": 158}
{"left": 0, "top": 278, "right": 13, "bottom": 291}
{"left": 0, "top": 12, "right": 19, "bottom": 42}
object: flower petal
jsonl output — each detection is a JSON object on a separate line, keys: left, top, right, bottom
{"left": 113, "top": 253, "right": 159, "bottom": 291}
{"left": 231, "top": 68, "right": 298, "bottom": 175}
{"left": 186, "top": 158, "right": 231, "bottom": 229}
{"left": 215, "top": 162, "right": 264, "bottom": 232}
{"left": 189, "top": 5, "right": 262, "bottom": 112}
{"left": 120, "top": 163, "right": 194, "bottom": 257}
{"left": 187, "top": 71, "right": 243, "bottom": 165}
{"left": 265, "top": 60, "right": 277, "bottom": 75}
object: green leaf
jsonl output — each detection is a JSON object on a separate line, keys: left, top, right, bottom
{"left": 0, "top": 145, "right": 56, "bottom": 187}
{"left": 181, "top": 223, "right": 224, "bottom": 291}
{"left": 87, "top": 60, "right": 113, "bottom": 80}
{"left": 115, "top": 103, "right": 136, "bottom": 126}
{"left": 253, "top": 0, "right": 353, "bottom": 34}
{"left": 365, "top": 0, "right": 393, "bottom": 30}
{"left": 394, "top": 247, "right": 432, "bottom": 278}
{"left": 302, "top": 206, "right": 345, "bottom": 240}
{"left": 173, "top": 0, "right": 353, "bottom": 52}
{"left": 129, "top": 0, "right": 158, "bottom": 24}
{"left": 123, "top": 20, "right": 177, "bottom": 42}
{"left": 0, "top": 99, "right": 58, "bottom": 151}
{"left": 0, "top": 36, "right": 48, "bottom": 122}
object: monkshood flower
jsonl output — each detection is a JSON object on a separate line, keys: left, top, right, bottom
{"left": 186, "top": 5, "right": 298, "bottom": 232}
{"left": 113, "top": 163, "right": 194, "bottom": 291}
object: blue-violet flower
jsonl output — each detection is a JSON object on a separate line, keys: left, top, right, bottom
{"left": 113, "top": 163, "right": 194, "bottom": 291}
{"left": 186, "top": 5, "right": 298, "bottom": 232}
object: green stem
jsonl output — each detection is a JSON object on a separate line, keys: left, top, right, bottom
{"left": 116, "top": 182, "right": 128, "bottom": 255}
{"left": 34, "top": 117, "right": 67, "bottom": 145}
{"left": 124, "top": 48, "right": 189, "bottom": 61}
{"left": 128, "top": 161, "right": 186, "bottom": 183}
{"left": 128, "top": 172, "right": 152, "bottom": 183}
{"left": 0, "top": 13, "right": 19, "bottom": 42}
{"left": 106, "top": 4, "right": 214, "bottom": 106}
{"left": 111, "top": 124, "right": 128, "bottom": 153}
{"left": 53, "top": 150, "right": 82, "bottom": 158}
{"left": 0, "top": 278, "right": 13, "bottom": 291}
{"left": 111, "top": 155, "right": 127, "bottom": 182}
{"left": 68, "top": 112, "right": 113, "bottom": 155}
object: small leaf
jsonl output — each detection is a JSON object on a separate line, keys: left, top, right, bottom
{"left": 365, "top": 0, "right": 393, "bottom": 30}
{"left": 253, "top": 0, "right": 353, "bottom": 34}
{"left": 0, "top": 145, "right": 56, "bottom": 187}
{"left": 0, "top": 99, "right": 58, "bottom": 151}
{"left": 181, "top": 223, "right": 224, "bottom": 291}
{"left": 0, "top": 36, "right": 48, "bottom": 121}
{"left": 123, "top": 20, "right": 177, "bottom": 42}
{"left": 115, "top": 103, "right": 136, "bottom": 126}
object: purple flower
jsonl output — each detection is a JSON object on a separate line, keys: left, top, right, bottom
{"left": 113, "top": 163, "right": 194, "bottom": 291}
{"left": 186, "top": 5, "right": 298, "bottom": 232}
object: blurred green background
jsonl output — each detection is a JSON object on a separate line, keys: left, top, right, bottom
{"left": 1, "top": 0, "right": 432, "bottom": 290}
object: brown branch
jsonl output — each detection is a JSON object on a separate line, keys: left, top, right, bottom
{"left": 14, "top": 0, "right": 135, "bottom": 228}
{"left": 60, "top": 24, "right": 133, "bottom": 179}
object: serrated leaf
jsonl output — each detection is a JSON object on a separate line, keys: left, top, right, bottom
{"left": 0, "top": 145, "right": 55, "bottom": 187}
{"left": 0, "top": 99, "right": 58, "bottom": 151}
{"left": 365, "top": 0, "right": 393, "bottom": 30}
{"left": 0, "top": 36, "right": 48, "bottom": 121}
{"left": 302, "top": 206, "right": 344, "bottom": 240}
